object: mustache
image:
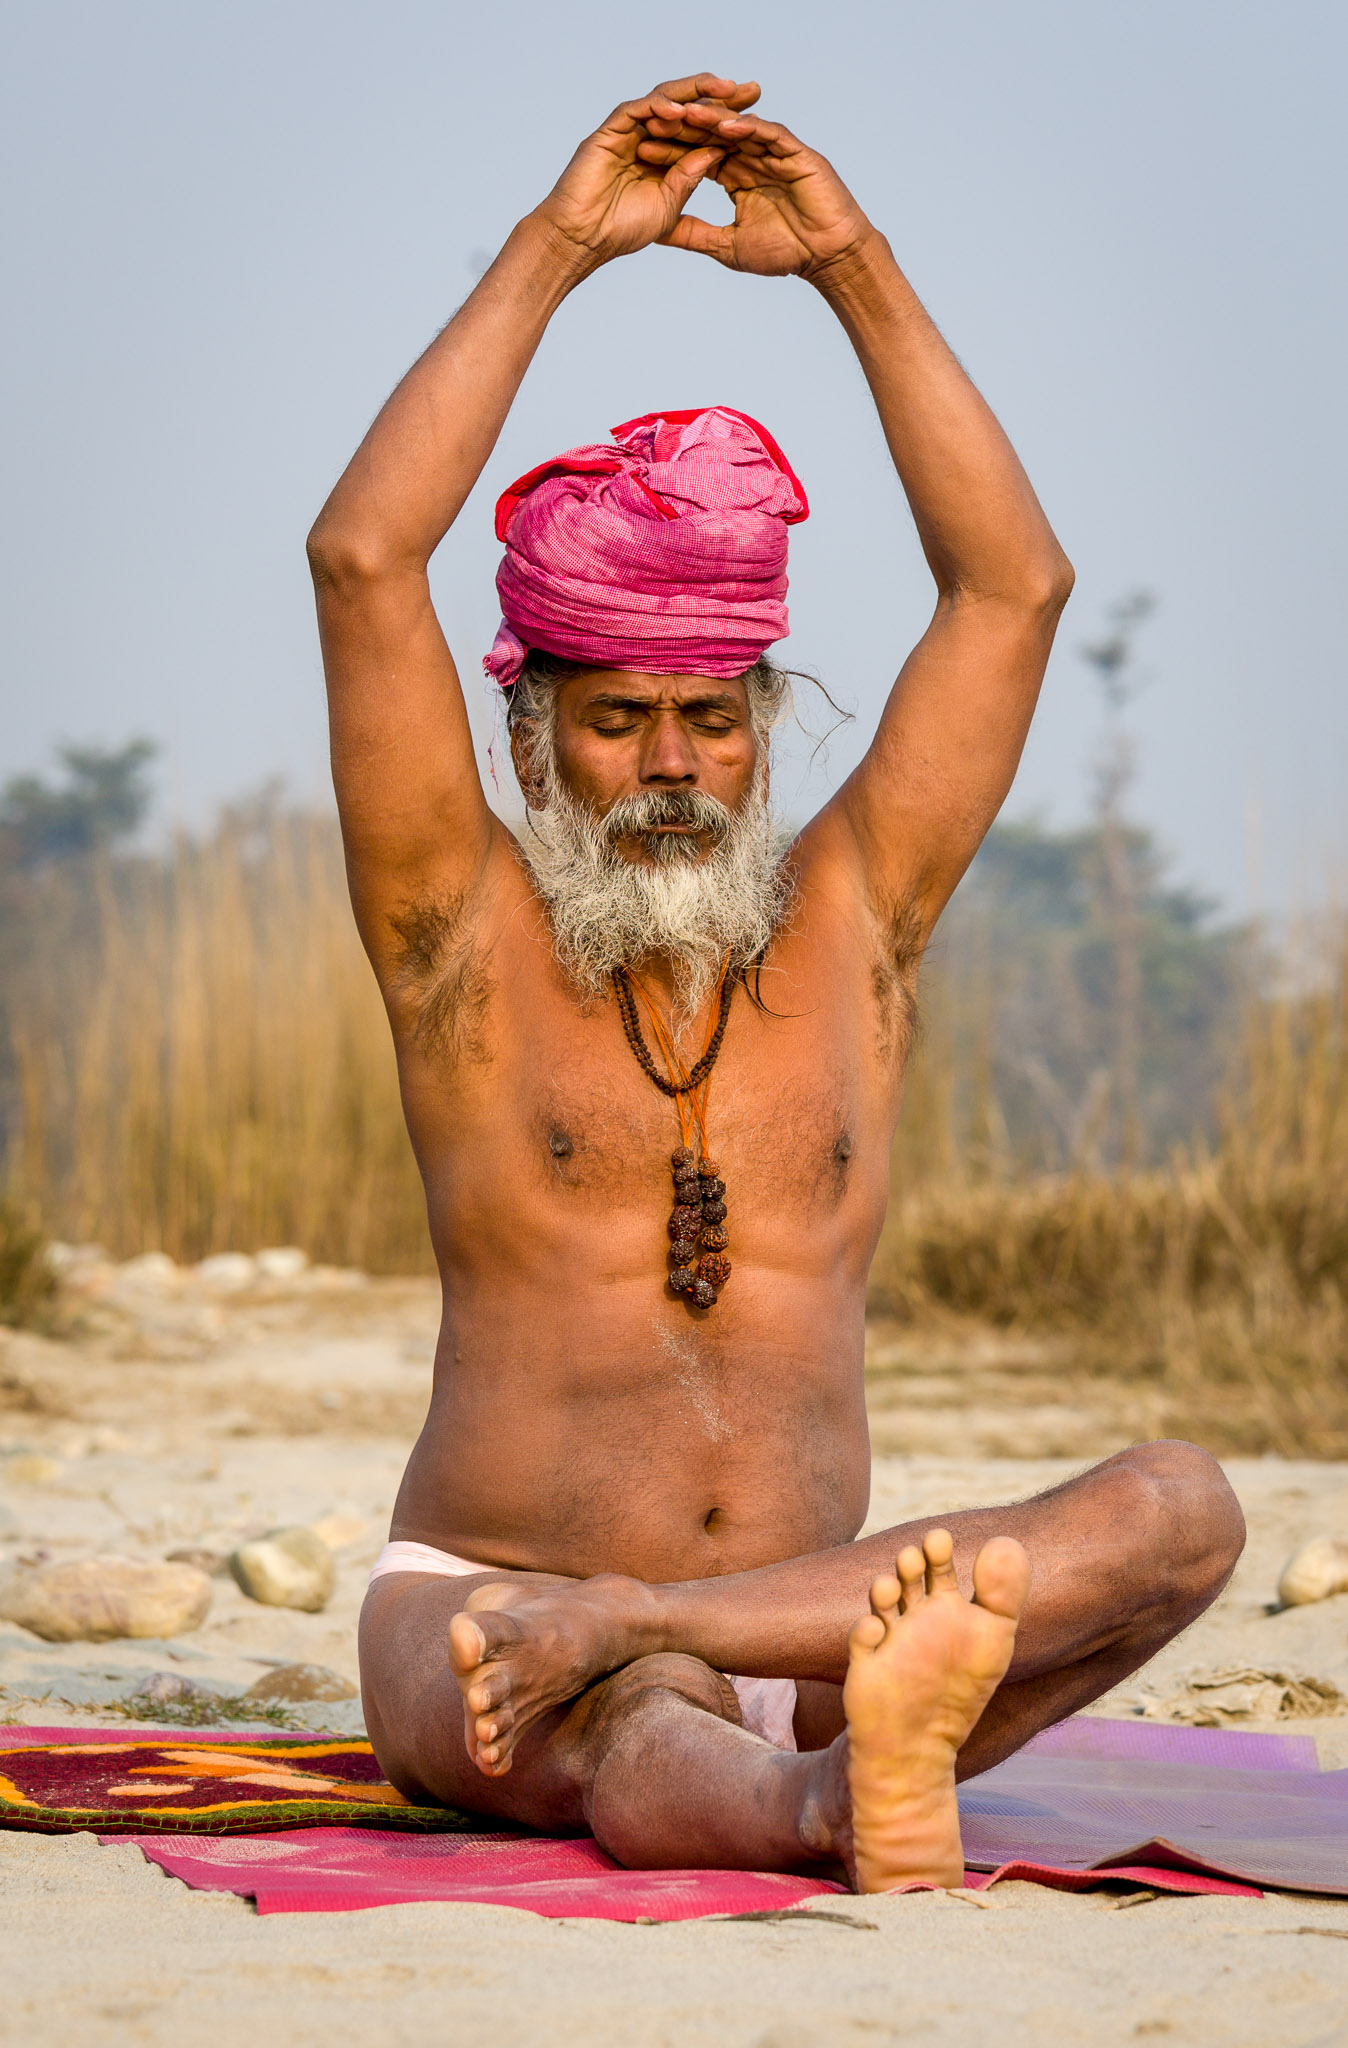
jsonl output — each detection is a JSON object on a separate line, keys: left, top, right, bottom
{"left": 599, "top": 788, "right": 736, "bottom": 854}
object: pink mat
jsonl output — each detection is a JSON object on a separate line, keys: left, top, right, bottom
{"left": 16, "top": 1715, "right": 1330, "bottom": 1918}
{"left": 132, "top": 1824, "right": 1256, "bottom": 1918}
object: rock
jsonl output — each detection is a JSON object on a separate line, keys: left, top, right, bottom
{"left": 164, "top": 1546, "right": 228, "bottom": 1576}
{"left": 244, "top": 1662, "right": 357, "bottom": 1703}
{"left": 1141, "top": 1663, "right": 1344, "bottom": 1724}
{"left": 309, "top": 1512, "right": 368, "bottom": 1551}
{"left": 130, "top": 1671, "right": 222, "bottom": 1710}
{"left": 255, "top": 1246, "right": 308, "bottom": 1282}
{"left": 0, "top": 1555, "right": 212, "bottom": 1642}
{"left": 196, "top": 1253, "right": 258, "bottom": 1293}
{"left": 1277, "top": 1535, "right": 1348, "bottom": 1608}
{"left": 117, "top": 1252, "right": 180, "bottom": 1289}
{"left": 1, "top": 1452, "right": 62, "bottom": 1487}
{"left": 230, "top": 1527, "right": 336, "bottom": 1612}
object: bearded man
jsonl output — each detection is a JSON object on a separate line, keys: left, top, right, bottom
{"left": 307, "top": 75, "right": 1244, "bottom": 1892}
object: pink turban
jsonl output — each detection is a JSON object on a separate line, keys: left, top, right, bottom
{"left": 482, "top": 406, "right": 808, "bottom": 690}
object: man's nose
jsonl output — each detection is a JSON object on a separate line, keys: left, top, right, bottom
{"left": 638, "top": 712, "right": 698, "bottom": 785}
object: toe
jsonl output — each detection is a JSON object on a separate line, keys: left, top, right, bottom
{"left": 971, "top": 1536, "right": 1030, "bottom": 1620}
{"left": 849, "top": 1613, "right": 886, "bottom": 1658}
{"left": 466, "top": 1667, "right": 511, "bottom": 1714}
{"left": 923, "top": 1528, "right": 960, "bottom": 1597}
{"left": 475, "top": 1702, "right": 515, "bottom": 1745}
{"left": 447, "top": 1611, "right": 487, "bottom": 1677}
{"left": 896, "top": 1545, "right": 926, "bottom": 1612}
{"left": 869, "top": 1573, "right": 902, "bottom": 1629}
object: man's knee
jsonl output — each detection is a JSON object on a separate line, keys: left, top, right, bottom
{"left": 576, "top": 1652, "right": 742, "bottom": 1741}
{"left": 1112, "top": 1439, "right": 1245, "bottom": 1605}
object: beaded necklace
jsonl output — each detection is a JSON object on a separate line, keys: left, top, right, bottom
{"left": 612, "top": 956, "right": 737, "bottom": 1309}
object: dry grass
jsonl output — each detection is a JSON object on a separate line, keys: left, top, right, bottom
{"left": 4, "top": 805, "right": 1347, "bottom": 1452}
{"left": 5, "top": 807, "right": 429, "bottom": 1272}
{"left": 872, "top": 918, "right": 1348, "bottom": 1454}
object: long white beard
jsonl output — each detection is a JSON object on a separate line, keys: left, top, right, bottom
{"left": 519, "top": 764, "right": 790, "bottom": 1014}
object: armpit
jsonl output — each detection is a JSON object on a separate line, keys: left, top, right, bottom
{"left": 870, "top": 893, "right": 924, "bottom": 1065}
{"left": 390, "top": 888, "right": 493, "bottom": 1068}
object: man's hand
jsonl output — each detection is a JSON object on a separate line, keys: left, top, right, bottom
{"left": 642, "top": 107, "right": 874, "bottom": 279}
{"left": 533, "top": 75, "right": 761, "bottom": 268}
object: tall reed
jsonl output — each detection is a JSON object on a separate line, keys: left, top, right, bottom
{"left": 872, "top": 914, "right": 1348, "bottom": 1452}
{"left": 5, "top": 806, "right": 429, "bottom": 1271}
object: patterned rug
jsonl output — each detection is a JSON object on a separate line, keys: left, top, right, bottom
{"left": 0, "top": 1731, "right": 478, "bottom": 1835}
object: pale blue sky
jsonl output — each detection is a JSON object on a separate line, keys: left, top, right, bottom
{"left": 4, "top": 0, "right": 1345, "bottom": 913}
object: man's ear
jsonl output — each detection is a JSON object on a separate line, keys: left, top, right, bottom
{"left": 510, "top": 720, "right": 547, "bottom": 810}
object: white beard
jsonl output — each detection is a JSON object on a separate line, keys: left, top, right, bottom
{"left": 518, "top": 761, "right": 790, "bottom": 1015}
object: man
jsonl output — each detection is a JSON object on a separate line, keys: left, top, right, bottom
{"left": 307, "top": 75, "right": 1244, "bottom": 1892}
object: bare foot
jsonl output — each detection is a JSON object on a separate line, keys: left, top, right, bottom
{"left": 843, "top": 1527, "right": 1029, "bottom": 1891}
{"left": 447, "top": 1576, "right": 654, "bottom": 1775}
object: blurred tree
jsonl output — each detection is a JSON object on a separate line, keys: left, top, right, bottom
{"left": 0, "top": 740, "right": 155, "bottom": 871}
{"left": 924, "top": 813, "right": 1254, "bottom": 1171}
{"left": 1082, "top": 591, "right": 1155, "bottom": 1166}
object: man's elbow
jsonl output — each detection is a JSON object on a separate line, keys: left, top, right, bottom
{"left": 306, "top": 516, "right": 404, "bottom": 596}
{"left": 1018, "top": 546, "right": 1075, "bottom": 618}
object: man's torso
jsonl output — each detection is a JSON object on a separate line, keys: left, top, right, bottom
{"left": 385, "top": 829, "right": 917, "bottom": 1582}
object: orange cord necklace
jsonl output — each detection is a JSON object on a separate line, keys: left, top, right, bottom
{"left": 612, "top": 955, "right": 736, "bottom": 1309}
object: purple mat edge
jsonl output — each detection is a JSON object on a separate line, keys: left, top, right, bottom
{"left": 1018, "top": 1716, "right": 1321, "bottom": 1771}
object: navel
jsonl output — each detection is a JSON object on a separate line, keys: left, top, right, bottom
{"left": 548, "top": 1129, "right": 574, "bottom": 1160}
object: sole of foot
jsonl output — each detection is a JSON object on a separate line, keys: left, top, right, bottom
{"left": 843, "top": 1526, "right": 1029, "bottom": 1893}
{"left": 447, "top": 1574, "right": 648, "bottom": 1776}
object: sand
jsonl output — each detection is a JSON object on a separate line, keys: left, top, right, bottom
{"left": 1, "top": 1265, "right": 1347, "bottom": 2046}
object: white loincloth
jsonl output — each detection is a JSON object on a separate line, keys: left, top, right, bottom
{"left": 368, "top": 1539, "right": 799, "bottom": 1751}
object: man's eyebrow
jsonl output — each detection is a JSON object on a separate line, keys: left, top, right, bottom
{"left": 584, "top": 692, "right": 744, "bottom": 713}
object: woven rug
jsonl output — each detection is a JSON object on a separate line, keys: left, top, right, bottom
{"left": 4, "top": 1718, "right": 1344, "bottom": 1915}
{"left": 0, "top": 1731, "right": 476, "bottom": 1835}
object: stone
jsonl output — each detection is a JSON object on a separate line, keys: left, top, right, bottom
{"left": 244, "top": 1662, "right": 358, "bottom": 1704}
{"left": 255, "top": 1246, "right": 309, "bottom": 1282}
{"left": 1277, "top": 1535, "right": 1348, "bottom": 1607}
{"left": 196, "top": 1253, "right": 258, "bottom": 1292}
{"left": 130, "top": 1671, "right": 223, "bottom": 1710}
{"left": 0, "top": 1555, "right": 212, "bottom": 1642}
{"left": 117, "top": 1252, "right": 180, "bottom": 1288}
{"left": 164, "top": 1546, "right": 228, "bottom": 1576}
{"left": 230, "top": 1527, "right": 336, "bottom": 1612}
{"left": 1142, "top": 1663, "right": 1343, "bottom": 1723}
{"left": 1, "top": 1453, "right": 62, "bottom": 1487}
{"left": 309, "top": 1512, "right": 368, "bottom": 1551}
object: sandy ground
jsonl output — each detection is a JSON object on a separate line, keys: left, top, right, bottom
{"left": 1, "top": 1262, "right": 1347, "bottom": 2047}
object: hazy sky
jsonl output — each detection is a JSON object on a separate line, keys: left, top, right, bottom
{"left": 4, "top": 0, "right": 1345, "bottom": 915}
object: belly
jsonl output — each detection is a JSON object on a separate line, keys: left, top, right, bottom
{"left": 389, "top": 1264, "right": 872, "bottom": 1581}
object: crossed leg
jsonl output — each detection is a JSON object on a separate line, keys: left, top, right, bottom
{"left": 443, "top": 1442, "right": 1244, "bottom": 1777}
{"left": 363, "top": 1528, "right": 1028, "bottom": 1890}
{"left": 359, "top": 1442, "right": 1244, "bottom": 1890}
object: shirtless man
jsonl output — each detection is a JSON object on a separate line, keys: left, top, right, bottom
{"left": 307, "top": 75, "right": 1244, "bottom": 1891}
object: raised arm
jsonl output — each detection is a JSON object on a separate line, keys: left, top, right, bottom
{"left": 654, "top": 102, "right": 1074, "bottom": 942}
{"left": 305, "top": 75, "right": 754, "bottom": 978}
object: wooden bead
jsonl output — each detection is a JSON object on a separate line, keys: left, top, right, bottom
{"left": 671, "top": 1147, "right": 695, "bottom": 1171}
{"left": 697, "top": 1158, "right": 719, "bottom": 1180}
{"left": 700, "top": 1178, "right": 726, "bottom": 1203}
{"left": 698, "top": 1252, "right": 731, "bottom": 1287}
{"left": 669, "top": 1263, "right": 697, "bottom": 1292}
{"left": 701, "top": 1200, "right": 727, "bottom": 1225}
{"left": 673, "top": 1176, "right": 701, "bottom": 1203}
{"left": 669, "top": 1205, "right": 702, "bottom": 1237}
{"left": 699, "top": 1224, "right": 729, "bottom": 1252}
{"left": 691, "top": 1278, "right": 717, "bottom": 1308}
{"left": 670, "top": 1237, "right": 699, "bottom": 1265}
